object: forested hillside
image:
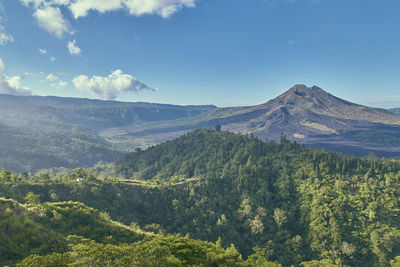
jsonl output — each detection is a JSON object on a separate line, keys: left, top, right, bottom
{"left": 0, "top": 94, "right": 215, "bottom": 172}
{"left": 1, "top": 129, "right": 400, "bottom": 266}
{"left": 0, "top": 196, "right": 279, "bottom": 266}
{"left": 0, "top": 94, "right": 216, "bottom": 131}
{"left": 0, "top": 123, "right": 121, "bottom": 173}
{"left": 0, "top": 196, "right": 148, "bottom": 265}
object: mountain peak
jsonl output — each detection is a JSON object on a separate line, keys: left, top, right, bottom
{"left": 275, "top": 84, "right": 330, "bottom": 105}
{"left": 287, "top": 84, "right": 325, "bottom": 95}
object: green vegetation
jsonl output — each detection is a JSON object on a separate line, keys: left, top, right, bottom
{"left": 16, "top": 235, "right": 253, "bottom": 267}
{"left": 0, "top": 123, "right": 122, "bottom": 173}
{"left": 1, "top": 129, "right": 400, "bottom": 266}
{"left": 0, "top": 94, "right": 216, "bottom": 173}
{"left": 352, "top": 130, "right": 400, "bottom": 145}
{"left": 0, "top": 195, "right": 147, "bottom": 266}
{"left": 1, "top": 197, "right": 279, "bottom": 266}
{"left": 0, "top": 94, "right": 216, "bottom": 132}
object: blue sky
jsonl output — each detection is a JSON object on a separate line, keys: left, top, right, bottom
{"left": 0, "top": 0, "right": 399, "bottom": 107}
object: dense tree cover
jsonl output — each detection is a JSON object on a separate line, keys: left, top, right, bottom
{"left": 0, "top": 123, "right": 122, "bottom": 173}
{"left": 17, "top": 235, "right": 258, "bottom": 267}
{"left": 0, "top": 198, "right": 65, "bottom": 266}
{"left": 0, "top": 196, "right": 146, "bottom": 265}
{"left": 1, "top": 129, "right": 400, "bottom": 266}
{"left": 0, "top": 197, "right": 280, "bottom": 267}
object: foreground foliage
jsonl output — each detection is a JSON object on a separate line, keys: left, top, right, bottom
{"left": 1, "top": 197, "right": 280, "bottom": 266}
{"left": 1, "top": 129, "right": 400, "bottom": 266}
{"left": 17, "top": 235, "right": 256, "bottom": 267}
{"left": 0, "top": 197, "right": 146, "bottom": 265}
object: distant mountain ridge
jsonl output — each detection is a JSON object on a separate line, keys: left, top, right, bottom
{"left": 105, "top": 84, "right": 400, "bottom": 157}
{"left": 1, "top": 85, "right": 399, "bottom": 173}
{"left": 214, "top": 84, "right": 400, "bottom": 140}
{"left": 0, "top": 94, "right": 216, "bottom": 131}
{"left": 0, "top": 94, "right": 216, "bottom": 172}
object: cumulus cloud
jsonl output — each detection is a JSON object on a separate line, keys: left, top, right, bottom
{"left": 57, "top": 80, "right": 68, "bottom": 87}
{"left": 50, "top": 80, "right": 68, "bottom": 88}
{"left": 69, "top": 0, "right": 198, "bottom": 19}
{"left": 20, "top": 0, "right": 71, "bottom": 9}
{"left": 0, "top": 58, "right": 31, "bottom": 96}
{"left": 67, "top": 39, "right": 81, "bottom": 55}
{"left": 46, "top": 73, "right": 58, "bottom": 81}
{"left": 38, "top": 48, "right": 58, "bottom": 61}
{"left": 44, "top": 72, "right": 68, "bottom": 88}
{"left": 125, "top": 0, "right": 197, "bottom": 18}
{"left": 72, "top": 69, "right": 157, "bottom": 100}
{"left": 21, "top": 0, "right": 198, "bottom": 57}
{"left": 0, "top": 25, "right": 14, "bottom": 45}
{"left": 69, "top": 0, "right": 122, "bottom": 19}
{"left": 21, "top": 0, "right": 198, "bottom": 24}
{"left": 33, "top": 6, "right": 73, "bottom": 38}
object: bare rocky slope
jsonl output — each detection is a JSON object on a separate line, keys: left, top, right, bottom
{"left": 108, "top": 84, "right": 400, "bottom": 157}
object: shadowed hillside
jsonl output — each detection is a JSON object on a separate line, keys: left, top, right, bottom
{"left": 0, "top": 94, "right": 216, "bottom": 172}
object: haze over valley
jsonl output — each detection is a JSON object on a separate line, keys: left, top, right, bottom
{"left": 1, "top": 84, "right": 399, "bottom": 172}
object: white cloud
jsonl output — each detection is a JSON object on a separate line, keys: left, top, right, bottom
{"left": 50, "top": 56, "right": 56, "bottom": 61}
{"left": 67, "top": 39, "right": 81, "bottom": 55}
{"left": 20, "top": 0, "right": 70, "bottom": 9}
{"left": 68, "top": 0, "right": 197, "bottom": 19}
{"left": 69, "top": 0, "right": 122, "bottom": 19}
{"left": 46, "top": 73, "right": 58, "bottom": 81}
{"left": 21, "top": 0, "right": 198, "bottom": 22}
{"left": 38, "top": 48, "right": 47, "bottom": 54}
{"left": 72, "top": 69, "right": 157, "bottom": 100}
{"left": 0, "top": 25, "right": 14, "bottom": 45}
{"left": 0, "top": 58, "right": 32, "bottom": 96}
{"left": 20, "top": 0, "right": 44, "bottom": 8}
{"left": 21, "top": 0, "right": 198, "bottom": 59}
{"left": 33, "top": 6, "right": 73, "bottom": 38}
{"left": 58, "top": 80, "right": 68, "bottom": 87}
{"left": 123, "top": 0, "right": 197, "bottom": 18}
{"left": 51, "top": 80, "right": 68, "bottom": 88}
{"left": 45, "top": 73, "right": 68, "bottom": 88}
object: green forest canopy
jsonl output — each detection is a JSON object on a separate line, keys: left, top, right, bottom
{"left": 1, "top": 129, "right": 400, "bottom": 266}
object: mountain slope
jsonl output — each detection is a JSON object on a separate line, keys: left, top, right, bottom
{"left": 0, "top": 197, "right": 148, "bottom": 266}
{"left": 0, "top": 123, "right": 122, "bottom": 173}
{"left": 108, "top": 85, "right": 400, "bottom": 157}
{"left": 1, "top": 85, "right": 399, "bottom": 173}
{"left": 0, "top": 94, "right": 216, "bottom": 131}
{"left": 390, "top": 108, "right": 400, "bottom": 115}
{"left": 0, "top": 94, "right": 216, "bottom": 172}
